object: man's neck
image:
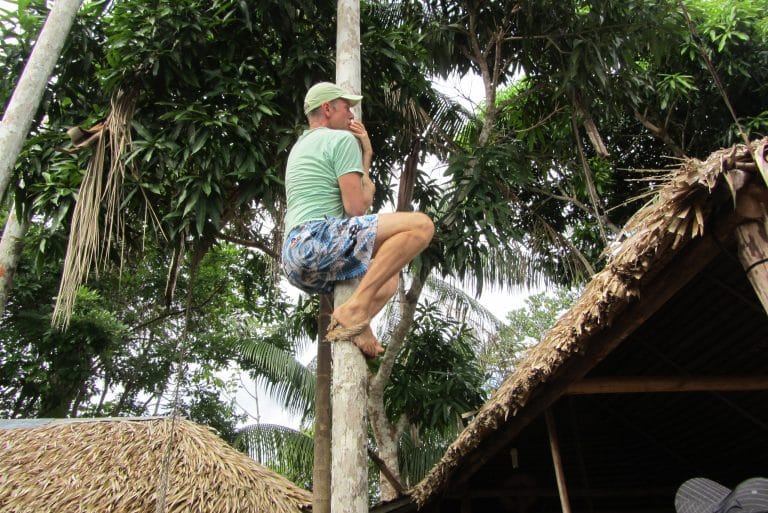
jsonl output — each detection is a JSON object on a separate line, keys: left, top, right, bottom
{"left": 308, "top": 119, "right": 329, "bottom": 130}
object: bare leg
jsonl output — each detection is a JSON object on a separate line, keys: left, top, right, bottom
{"left": 332, "top": 212, "right": 433, "bottom": 356}
{"left": 351, "top": 273, "right": 399, "bottom": 355}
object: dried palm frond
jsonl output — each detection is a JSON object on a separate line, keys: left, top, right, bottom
{"left": 52, "top": 89, "right": 136, "bottom": 329}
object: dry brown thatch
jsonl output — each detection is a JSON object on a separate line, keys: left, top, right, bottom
{"left": 410, "top": 137, "right": 768, "bottom": 507}
{"left": 0, "top": 417, "right": 311, "bottom": 513}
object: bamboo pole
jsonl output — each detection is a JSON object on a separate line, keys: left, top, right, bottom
{"left": 0, "top": 0, "right": 83, "bottom": 203}
{"left": 331, "top": 2, "right": 369, "bottom": 512}
{"left": 737, "top": 220, "right": 768, "bottom": 315}
{"left": 545, "top": 408, "right": 573, "bottom": 513}
{"left": 735, "top": 183, "right": 768, "bottom": 315}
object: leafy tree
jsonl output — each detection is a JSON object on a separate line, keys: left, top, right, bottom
{"left": 415, "top": 0, "right": 768, "bottom": 289}
{"left": 0, "top": 216, "right": 292, "bottom": 423}
{"left": 482, "top": 288, "right": 579, "bottom": 389}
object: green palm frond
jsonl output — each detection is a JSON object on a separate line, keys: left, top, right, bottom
{"left": 423, "top": 274, "right": 502, "bottom": 333}
{"left": 235, "top": 423, "right": 313, "bottom": 489}
{"left": 397, "top": 428, "right": 454, "bottom": 489}
{"left": 239, "top": 337, "right": 316, "bottom": 420}
{"left": 376, "top": 271, "right": 504, "bottom": 348}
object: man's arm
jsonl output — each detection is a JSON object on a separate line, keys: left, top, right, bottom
{"left": 339, "top": 121, "right": 375, "bottom": 216}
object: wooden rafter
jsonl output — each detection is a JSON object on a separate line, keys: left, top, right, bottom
{"left": 566, "top": 376, "right": 768, "bottom": 395}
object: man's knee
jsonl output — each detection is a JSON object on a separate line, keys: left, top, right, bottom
{"left": 411, "top": 212, "right": 434, "bottom": 245}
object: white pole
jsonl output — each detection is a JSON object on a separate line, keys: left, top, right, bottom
{"left": 331, "top": 1, "right": 369, "bottom": 512}
{"left": 0, "top": 0, "right": 83, "bottom": 203}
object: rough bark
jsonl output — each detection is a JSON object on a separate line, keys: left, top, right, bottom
{"left": 0, "top": 0, "right": 83, "bottom": 203}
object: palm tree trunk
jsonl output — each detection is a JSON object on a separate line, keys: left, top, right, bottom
{"left": 0, "top": 205, "right": 29, "bottom": 316}
{"left": 0, "top": 0, "right": 83, "bottom": 203}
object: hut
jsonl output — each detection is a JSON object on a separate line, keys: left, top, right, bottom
{"left": 0, "top": 417, "right": 312, "bottom": 513}
{"left": 377, "top": 138, "right": 768, "bottom": 513}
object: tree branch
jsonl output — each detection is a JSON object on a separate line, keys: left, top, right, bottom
{"left": 634, "top": 109, "right": 686, "bottom": 157}
{"left": 367, "top": 447, "right": 406, "bottom": 496}
{"left": 217, "top": 232, "right": 280, "bottom": 261}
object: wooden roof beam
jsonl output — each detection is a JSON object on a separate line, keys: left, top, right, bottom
{"left": 566, "top": 375, "right": 768, "bottom": 395}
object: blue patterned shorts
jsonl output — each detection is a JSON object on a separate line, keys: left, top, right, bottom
{"left": 282, "top": 215, "right": 378, "bottom": 294}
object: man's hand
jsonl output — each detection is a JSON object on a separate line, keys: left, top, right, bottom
{"left": 348, "top": 120, "right": 372, "bottom": 173}
{"left": 340, "top": 120, "right": 375, "bottom": 215}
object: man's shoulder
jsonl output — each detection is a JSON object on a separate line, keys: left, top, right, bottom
{"left": 313, "top": 127, "right": 356, "bottom": 143}
{"left": 294, "top": 127, "right": 351, "bottom": 149}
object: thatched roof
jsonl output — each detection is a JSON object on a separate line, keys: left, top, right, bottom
{"left": 409, "top": 137, "right": 768, "bottom": 508}
{"left": 0, "top": 417, "right": 312, "bottom": 513}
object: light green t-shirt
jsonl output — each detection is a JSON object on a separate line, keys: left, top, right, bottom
{"left": 283, "top": 127, "right": 363, "bottom": 238}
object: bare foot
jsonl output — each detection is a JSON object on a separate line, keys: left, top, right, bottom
{"left": 354, "top": 325, "right": 384, "bottom": 358}
{"left": 329, "top": 303, "right": 384, "bottom": 358}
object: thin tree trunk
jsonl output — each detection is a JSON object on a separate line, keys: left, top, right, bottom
{"left": 0, "top": 0, "right": 83, "bottom": 203}
{"left": 110, "top": 384, "right": 133, "bottom": 416}
{"left": 634, "top": 110, "right": 685, "bottom": 157}
{"left": 70, "top": 381, "right": 87, "bottom": 417}
{"left": 95, "top": 375, "right": 110, "bottom": 416}
{"left": 571, "top": 114, "right": 610, "bottom": 245}
{"left": 153, "top": 382, "right": 166, "bottom": 416}
{"left": 368, "top": 135, "right": 428, "bottom": 497}
{"left": 368, "top": 277, "right": 424, "bottom": 500}
{"left": 0, "top": 205, "right": 29, "bottom": 316}
{"left": 572, "top": 95, "right": 609, "bottom": 158}
{"left": 313, "top": 294, "right": 333, "bottom": 513}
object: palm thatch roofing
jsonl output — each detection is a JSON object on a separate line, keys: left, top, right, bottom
{"left": 0, "top": 417, "right": 312, "bottom": 513}
{"left": 379, "top": 138, "right": 768, "bottom": 513}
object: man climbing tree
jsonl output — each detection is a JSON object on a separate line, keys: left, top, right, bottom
{"left": 281, "top": 82, "right": 434, "bottom": 358}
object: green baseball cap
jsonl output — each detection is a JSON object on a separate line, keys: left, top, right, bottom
{"left": 303, "top": 82, "right": 363, "bottom": 115}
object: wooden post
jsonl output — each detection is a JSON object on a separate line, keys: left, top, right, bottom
{"left": 545, "top": 408, "right": 573, "bottom": 513}
{"left": 331, "top": 2, "right": 369, "bottom": 513}
{"left": 735, "top": 184, "right": 768, "bottom": 315}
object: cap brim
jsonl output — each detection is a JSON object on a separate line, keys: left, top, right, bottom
{"left": 340, "top": 94, "right": 363, "bottom": 106}
{"left": 676, "top": 478, "right": 731, "bottom": 513}
{"left": 726, "top": 477, "right": 768, "bottom": 512}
